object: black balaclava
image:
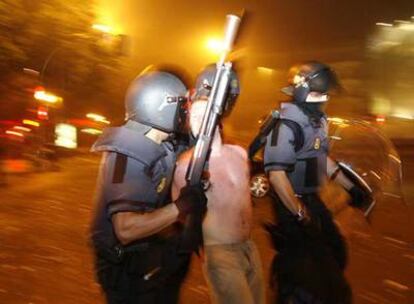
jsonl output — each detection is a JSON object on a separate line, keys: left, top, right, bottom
{"left": 294, "top": 102, "right": 326, "bottom": 127}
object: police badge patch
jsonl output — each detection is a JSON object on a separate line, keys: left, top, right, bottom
{"left": 314, "top": 137, "right": 321, "bottom": 150}
{"left": 156, "top": 177, "right": 167, "bottom": 193}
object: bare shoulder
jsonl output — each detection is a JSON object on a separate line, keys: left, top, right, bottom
{"left": 224, "top": 144, "right": 248, "bottom": 160}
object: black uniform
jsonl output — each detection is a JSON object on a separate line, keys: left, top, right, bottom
{"left": 264, "top": 102, "right": 351, "bottom": 304}
{"left": 90, "top": 121, "right": 190, "bottom": 304}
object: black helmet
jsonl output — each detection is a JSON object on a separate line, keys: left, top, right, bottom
{"left": 192, "top": 63, "right": 240, "bottom": 112}
{"left": 125, "top": 71, "right": 188, "bottom": 133}
{"left": 282, "top": 61, "right": 340, "bottom": 103}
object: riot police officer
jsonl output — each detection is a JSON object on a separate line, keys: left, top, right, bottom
{"left": 90, "top": 70, "right": 207, "bottom": 304}
{"left": 263, "top": 61, "right": 364, "bottom": 303}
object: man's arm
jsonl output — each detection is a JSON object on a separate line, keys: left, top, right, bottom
{"left": 268, "top": 170, "right": 305, "bottom": 216}
{"left": 327, "top": 156, "right": 371, "bottom": 208}
{"left": 326, "top": 156, "right": 353, "bottom": 190}
{"left": 112, "top": 205, "right": 179, "bottom": 245}
{"left": 264, "top": 122, "right": 306, "bottom": 218}
{"left": 112, "top": 150, "right": 204, "bottom": 248}
{"left": 103, "top": 153, "right": 196, "bottom": 245}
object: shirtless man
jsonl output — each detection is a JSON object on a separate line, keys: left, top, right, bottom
{"left": 172, "top": 93, "right": 265, "bottom": 304}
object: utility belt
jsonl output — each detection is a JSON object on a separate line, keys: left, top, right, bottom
{"left": 95, "top": 223, "right": 181, "bottom": 262}
{"left": 96, "top": 238, "right": 152, "bottom": 265}
{"left": 94, "top": 233, "right": 189, "bottom": 292}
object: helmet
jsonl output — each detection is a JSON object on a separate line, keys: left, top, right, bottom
{"left": 282, "top": 61, "right": 340, "bottom": 103}
{"left": 192, "top": 63, "right": 240, "bottom": 112}
{"left": 125, "top": 71, "right": 188, "bottom": 133}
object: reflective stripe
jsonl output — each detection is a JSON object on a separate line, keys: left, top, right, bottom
{"left": 270, "top": 119, "right": 304, "bottom": 152}
{"left": 112, "top": 153, "right": 127, "bottom": 184}
{"left": 304, "top": 157, "right": 319, "bottom": 187}
{"left": 107, "top": 199, "right": 155, "bottom": 219}
{"left": 264, "top": 162, "right": 295, "bottom": 172}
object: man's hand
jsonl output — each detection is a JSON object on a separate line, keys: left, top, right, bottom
{"left": 268, "top": 170, "right": 307, "bottom": 217}
{"left": 174, "top": 184, "right": 207, "bottom": 223}
{"left": 296, "top": 206, "right": 311, "bottom": 224}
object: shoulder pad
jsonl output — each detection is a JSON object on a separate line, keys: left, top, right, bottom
{"left": 259, "top": 110, "right": 279, "bottom": 132}
{"left": 278, "top": 119, "right": 304, "bottom": 152}
{"left": 279, "top": 103, "right": 307, "bottom": 124}
{"left": 91, "top": 127, "right": 166, "bottom": 168}
{"left": 248, "top": 109, "right": 280, "bottom": 160}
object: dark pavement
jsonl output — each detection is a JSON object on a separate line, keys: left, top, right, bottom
{"left": 0, "top": 151, "right": 413, "bottom": 303}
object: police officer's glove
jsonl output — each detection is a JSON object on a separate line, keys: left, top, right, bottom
{"left": 298, "top": 208, "right": 322, "bottom": 239}
{"left": 348, "top": 186, "right": 371, "bottom": 209}
{"left": 174, "top": 184, "right": 207, "bottom": 224}
{"left": 175, "top": 184, "right": 207, "bottom": 255}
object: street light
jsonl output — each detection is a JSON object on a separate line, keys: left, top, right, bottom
{"left": 13, "top": 126, "right": 31, "bottom": 132}
{"left": 5, "top": 130, "right": 24, "bottom": 137}
{"left": 34, "top": 89, "right": 63, "bottom": 104}
{"left": 206, "top": 37, "right": 224, "bottom": 55}
{"left": 22, "top": 120, "right": 40, "bottom": 127}
{"left": 92, "top": 23, "right": 115, "bottom": 34}
{"left": 257, "top": 66, "right": 274, "bottom": 75}
{"left": 81, "top": 128, "right": 103, "bottom": 135}
{"left": 86, "top": 113, "right": 110, "bottom": 124}
{"left": 376, "top": 22, "right": 393, "bottom": 27}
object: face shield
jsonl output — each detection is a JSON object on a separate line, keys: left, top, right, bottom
{"left": 323, "top": 118, "right": 404, "bottom": 220}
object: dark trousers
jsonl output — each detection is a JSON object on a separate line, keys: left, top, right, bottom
{"left": 96, "top": 238, "right": 191, "bottom": 304}
{"left": 103, "top": 262, "right": 189, "bottom": 304}
{"left": 268, "top": 193, "right": 351, "bottom": 304}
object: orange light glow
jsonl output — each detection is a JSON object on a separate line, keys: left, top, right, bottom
{"left": 22, "top": 120, "right": 40, "bottom": 127}
{"left": 86, "top": 113, "right": 110, "bottom": 124}
{"left": 206, "top": 37, "right": 224, "bottom": 54}
{"left": 257, "top": 66, "right": 274, "bottom": 75}
{"left": 6, "top": 130, "right": 24, "bottom": 137}
{"left": 34, "top": 90, "right": 62, "bottom": 104}
{"left": 92, "top": 24, "right": 114, "bottom": 34}
{"left": 13, "top": 126, "right": 31, "bottom": 132}
{"left": 376, "top": 115, "right": 386, "bottom": 124}
{"left": 55, "top": 123, "right": 77, "bottom": 149}
{"left": 37, "top": 105, "right": 49, "bottom": 120}
{"left": 81, "top": 128, "right": 103, "bottom": 135}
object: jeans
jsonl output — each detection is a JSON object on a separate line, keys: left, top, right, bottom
{"left": 203, "top": 240, "right": 265, "bottom": 304}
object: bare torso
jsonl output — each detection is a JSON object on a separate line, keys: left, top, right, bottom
{"left": 172, "top": 144, "right": 253, "bottom": 245}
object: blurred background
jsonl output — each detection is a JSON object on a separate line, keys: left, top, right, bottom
{"left": 0, "top": 1, "right": 413, "bottom": 303}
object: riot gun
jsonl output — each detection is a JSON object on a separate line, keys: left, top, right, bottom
{"left": 248, "top": 110, "right": 280, "bottom": 160}
{"left": 179, "top": 14, "right": 242, "bottom": 254}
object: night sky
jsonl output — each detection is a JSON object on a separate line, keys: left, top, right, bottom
{"left": 4, "top": 1, "right": 412, "bottom": 126}
{"left": 97, "top": 0, "right": 414, "bottom": 70}
{"left": 90, "top": 1, "right": 412, "bottom": 130}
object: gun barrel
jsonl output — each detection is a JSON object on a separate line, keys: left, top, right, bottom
{"left": 219, "top": 14, "right": 241, "bottom": 63}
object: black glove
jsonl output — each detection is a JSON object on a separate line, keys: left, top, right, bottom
{"left": 348, "top": 186, "right": 371, "bottom": 208}
{"left": 175, "top": 184, "right": 207, "bottom": 255}
{"left": 174, "top": 184, "right": 207, "bottom": 223}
